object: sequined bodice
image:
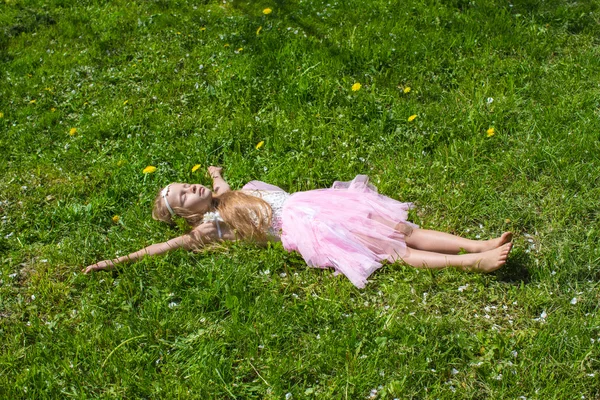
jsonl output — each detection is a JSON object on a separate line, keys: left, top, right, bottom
{"left": 246, "top": 190, "right": 290, "bottom": 237}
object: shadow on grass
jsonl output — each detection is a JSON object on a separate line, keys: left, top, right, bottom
{"left": 494, "top": 249, "right": 531, "bottom": 284}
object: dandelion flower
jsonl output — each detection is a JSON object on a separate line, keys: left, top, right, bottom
{"left": 404, "top": 87, "right": 411, "bottom": 94}
{"left": 191, "top": 164, "right": 201, "bottom": 173}
{"left": 0, "top": 112, "right": 3, "bottom": 118}
{"left": 263, "top": 8, "right": 272, "bottom": 15}
{"left": 237, "top": 47, "right": 243, "bottom": 52}
{"left": 256, "top": 26, "right": 262, "bottom": 35}
{"left": 29, "top": 99, "right": 36, "bottom": 104}
{"left": 351, "top": 82, "right": 361, "bottom": 92}
{"left": 255, "top": 141, "right": 264, "bottom": 150}
{"left": 224, "top": 43, "right": 230, "bottom": 47}
{"left": 408, "top": 114, "right": 417, "bottom": 122}
{"left": 200, "top": 27, "right": 206, "bottom": 31}
{"left": 123, "top": 100, "right": 129, "bottom": 105}
{"left": 143, "top": 166, "right": 157, "bottom": 174}
{"left": 112, "top": 215, "right": 120, "bottom": 223}
{"left": 486, "top": 127, "right": 495, "bottom": 137}
{"left": 51, "top": 107, "right": 56, "bottom": 112}
{"left": 69, "top": 128, "right": 77, "bottom": 136}
{"left": 505, "top": 218, "right": 511, "bottom": 223}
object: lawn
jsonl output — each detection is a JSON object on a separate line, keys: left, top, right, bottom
{"left": 1, "top": 0, "right": 600, "bottom": 398}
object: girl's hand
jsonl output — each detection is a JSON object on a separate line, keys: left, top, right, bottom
{"left": 82, "top": 260, "right": 116, "bottom": 274}
{"left": 208, "top": 166, "right": 223, "bottom": 179}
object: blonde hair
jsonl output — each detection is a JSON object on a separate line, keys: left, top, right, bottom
{"left": 152, "top": 189, "right": 272, "bottom": 243}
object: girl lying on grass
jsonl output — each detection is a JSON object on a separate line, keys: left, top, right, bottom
{"left": 83, "top": 166, "right": 513, "bottom": 288}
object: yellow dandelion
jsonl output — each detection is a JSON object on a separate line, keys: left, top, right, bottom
{"left": 123, "top": 100, "right": 129, "bottom": 105}
{"left": 263, "top": 8, "right": 272, "bottom": 15}
{"left": 256, "top": 26, "right": 262, "bottom": 35}
{"left": 29, "top": 99, "right": 36, "bottom": 104}
{"left": 200, "top": 27, "right": 206, "bottom": 31}
{"left": 117, "top": 160, "right": 126, "bottom": 167}
{"left": 486, "top": 127, "right": 495, "bottom": 137}
{"left": 255, "top": 141, "right": 264, "bottom": 150}
{"left": 176, "top": 32, "right": 181, "bottom": 35}
{"left": 224, "top": 43, "right": 230, "bottom": 47}
{"left": 51, "top": 107, "right": 56, "bottom": 112}
{"left": 143, "top": 166, "right": 157, "bottom": 174}
{"left": 351, "top": 82, "right": 362, "bottom": 92}
{"left": 69, "top": 127, "right": 77, "bottom": 136}
{"left": 403, "top": 87, "right": 411, "bottom": 94}
{"left": 505, "top": 218, "right": 511, "bottom": 224}
{"left": 237, "top": 47, "right": 243, "bottom": 52}
{"left": 408, "top": 114, "right": 417, "bottom": 122}
{"left": 0, "top": 112, "right": 3, "bottom": 118}
{"left": 112, "top": 215, "right": 120, "bottom": 223}
{"left": 191, "top": 164, "right": 201, "bottom": 173}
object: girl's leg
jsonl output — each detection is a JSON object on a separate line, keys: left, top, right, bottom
{"left": 393, "top": 243, "right": 512, "bottom": 272}
{"left": 404, "top": 228, "right": 512, "bottom": 254}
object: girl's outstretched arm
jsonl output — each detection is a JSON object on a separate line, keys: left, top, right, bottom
{"left": 208, "top": 166, "right": 231, "bottom": 195}
{"left": 82, "top": 221, "right": 233, "bottom": 274}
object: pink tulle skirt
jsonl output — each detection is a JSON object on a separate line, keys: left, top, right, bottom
{"left": 248, "top": 175, "right": 417, "bottom": 288}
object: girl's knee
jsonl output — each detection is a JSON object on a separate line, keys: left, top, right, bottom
{"left": 395, "top": 222, "right": 414, "bottom": 237}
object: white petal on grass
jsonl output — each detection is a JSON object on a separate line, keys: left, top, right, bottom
{"left": 571, "top": 297, "right": 578, "bottom": 305}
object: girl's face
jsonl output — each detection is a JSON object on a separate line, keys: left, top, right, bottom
{"left": 165, "top": 183, "right": 213, "bottom": 215}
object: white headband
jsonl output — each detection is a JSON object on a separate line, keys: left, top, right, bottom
{"left": 161, "top": 185, "right": 175, "bottom": 217}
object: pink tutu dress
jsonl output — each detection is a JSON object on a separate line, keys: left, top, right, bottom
{"left": 243, "top": 175, "right": 417, "bottom": 288}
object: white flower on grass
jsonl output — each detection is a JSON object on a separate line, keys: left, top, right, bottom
{"left": 368, "top": 388, "right": 377, "bottom": 399}
{"left": 534, "top": 310, "right": 547, "bottom": 322}
{"left": 285, "top": 393, "right": 292, "bottom": 399}
{"left": 587, "top": 373, "right": 595, "bottom": 377}
{"left": 258, "top": 344, "right": 264, "bottom": 349}
{"left": 493, "top": 374, "right": 503, "bottom": 380}
{"left": 487, "top": 97, "right": 494, "bottom": 104}
{"left": 458, "top": 284, "right": 468, "bottom": 292}
{"left": 31, "top": 295, "right": 35, "bottom": 300}
{"left": 571, "top": 297, "right": 578, "bottom": 305}
{"left": 512, "top": 350, "right": 518, "bottom": 358}
{"left": 451, "top": 368, "right": 459, "bottom": 375}
{"left": 168, "top": 302, "right": 179, "bottom": 308}
{"left": 280, "top": 272, "right": 287, "bottom": 277}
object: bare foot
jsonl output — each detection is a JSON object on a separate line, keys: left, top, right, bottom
{"left": 469, "top": 243, "right": 513, "bottom": 273}
{"left": 476, "top": 232, "right": 513, "bottom": 252}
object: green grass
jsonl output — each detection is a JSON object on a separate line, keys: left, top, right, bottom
{"left": 1, "top": 0, "right": 600, "bottom": 398}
